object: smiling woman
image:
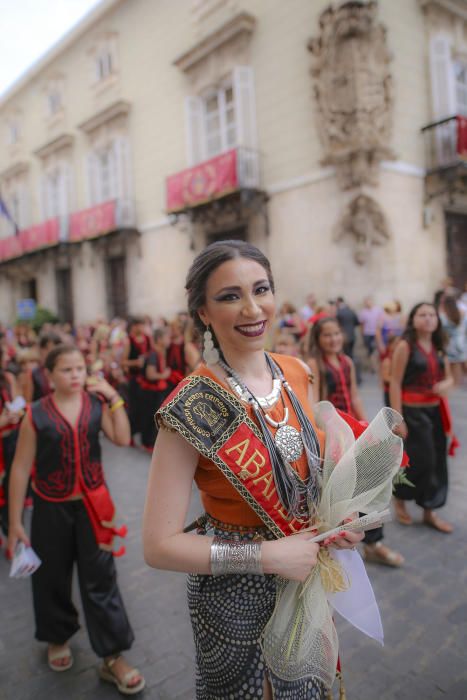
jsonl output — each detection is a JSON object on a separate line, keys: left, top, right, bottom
{"left": 143, "top": 240, "right": 364, "bottom": 700}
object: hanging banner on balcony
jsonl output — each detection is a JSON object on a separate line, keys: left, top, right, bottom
{"left": 166, "top": 149, "right": 238, "bottom": 213}
{"left": 457, "top": 116, "right": 467, "bottom": 159}
{"left": 0, "top": 218, "right": 60, "bottom": 263}
{"left": 20, "top": 218, "right": 60, "bottom": 253}
{"left": 69, "top": 200, "right": 116, "bottom": 242}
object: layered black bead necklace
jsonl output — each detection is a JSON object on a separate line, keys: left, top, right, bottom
{"left": 218, "top": 353, "right": 322, "bottom": 521}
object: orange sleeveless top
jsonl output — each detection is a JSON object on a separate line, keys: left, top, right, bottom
{"left": 192, "top": 353, "right": 325, "bottom": 527}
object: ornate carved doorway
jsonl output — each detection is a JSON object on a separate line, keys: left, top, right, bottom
{"left": 445, "top": 211, "right": 467, "bottom": 289}
{"left": 106, "top": 256, "right": 128, "bottom": 319}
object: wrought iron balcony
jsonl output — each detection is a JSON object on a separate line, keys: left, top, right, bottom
{"left": 421, "top": 115, "right": 467, "bottom": 173}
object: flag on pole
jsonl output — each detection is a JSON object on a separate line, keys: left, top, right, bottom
{"left": 0, "top": 196, "right": 19, "bottom": 235}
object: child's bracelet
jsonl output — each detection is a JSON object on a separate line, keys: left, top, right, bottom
{"left": 109, "top": 398, "right": 125, "bottom": 413}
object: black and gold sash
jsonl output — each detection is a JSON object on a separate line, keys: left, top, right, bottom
{"left": 158, "top": 375, "right": 307, "bottom": 538}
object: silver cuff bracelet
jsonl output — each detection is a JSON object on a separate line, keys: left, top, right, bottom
{"left": 210, "top": 536, "right": 264, "bottom": 576}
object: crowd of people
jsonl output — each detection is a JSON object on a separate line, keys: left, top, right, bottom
{"left": 0, "top": 251, "right": 465, "bottom": 697}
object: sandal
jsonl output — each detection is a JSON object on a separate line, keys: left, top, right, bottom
{"left": 364, "top": 542, "right": 404, "bottom": 568}
{"left": 393, "top": 499, "right": 412, "bottom": 525}
{"left": 100, "top": 655, "right": 146, "bottom": 695}
{"left": 48, "top": 645, "right": 74, "bottom": 672}
{"left": 423, "top": 512, "right": 453, "bottom": 534}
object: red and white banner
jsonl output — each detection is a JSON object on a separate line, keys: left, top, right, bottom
{"left": 166, "top": 149, "right": 238, "bottom": 213}
{"left": 69, "top": 200, "right": 116, "bottom": 242}
{"left": 0, "top": 218, "right": 60, "bottom": 262}
{"left": 457, "top": 115, "right": 467, "bottom": 159}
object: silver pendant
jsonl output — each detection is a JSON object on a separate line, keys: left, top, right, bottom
{"left": 275, "top": 425, "right": 303, "bottom": 462}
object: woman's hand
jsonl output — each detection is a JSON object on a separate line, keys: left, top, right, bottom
{"left": 322, "top": 516, "right": 364, "bottom": 549}
{"left": 432, "top": 379, "right": 451, "bottom": 396}
{"left": 8, "top": 522, "right": 30, "bottom": 557}
{"left": 392, "top": 420, "right": 408, "bottom": 440}
{"left": 261, "top": 532, "right": 319, "bottom": 582}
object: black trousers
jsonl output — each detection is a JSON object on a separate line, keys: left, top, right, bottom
{"left": 128, "top": 377, "right": 142, "bottom": 436}
{"left": 31, "top": 497, "right": 134, "bottom": 657}
{"left": 394, "top": 405, "right": 448, "bottom": 509}
{"left": 0, "top": 431, "right": 18, "bottom": 536}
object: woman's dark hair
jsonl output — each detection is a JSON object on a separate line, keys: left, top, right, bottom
{"left": 45, "top": 344, "right": 81, "bottom": 372}
{"left": 39, "top": 331, "right": 62, "bottom": 350}
{"left": 185, "top": 240, "right": 275, "bottom": 334}
{"left": 153, "top": 327, "right": 168, "bottom": 344}
{"left": 306, "top": 317, "right": 341, "bottom": 400}
{"left": 402, "top": 302, "right": 446, "bottom": 352}
{"left": 443, "top": 295, "right": 461, "bottom": 326}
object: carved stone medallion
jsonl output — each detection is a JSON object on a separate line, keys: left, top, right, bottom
{"left": 334, "top": 194, "right": 390, "bottom": 264}
{"left": 308, "top": 1, "right": 395, "bottom": 190}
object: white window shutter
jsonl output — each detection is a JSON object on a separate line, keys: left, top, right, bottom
{"left": 57, "top": 163, "right": 68, "bottom": 217}
{"left": 39, "top": 174, "right": 47, "bottom": 221}
{"left": 114, "top": 135, "right": 131, "bottom": 200}
{"left": 233, "top": 65, "right": 257, "bottom": 149}
{"left": 86, "top": 151, "right": 98, "bottom": 206}
{"left": 19, "top": 182, "right": 29, "bottom": 229}
{"left": 185, "top": 95, "right": 205, "bottom": 165}
{"left": 430, "top": 35, "right": 456, "bottom": 120}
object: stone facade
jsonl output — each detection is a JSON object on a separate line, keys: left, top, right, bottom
{"left": 0, "top": 0, "right": 466, "bottom": 325}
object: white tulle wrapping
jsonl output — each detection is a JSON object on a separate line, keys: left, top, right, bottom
{"left": 261, "top": 401, "right": 403, "bottom": 688}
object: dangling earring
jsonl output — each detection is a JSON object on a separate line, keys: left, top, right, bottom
{"left": 203, "top": 325, "right": 220, "bottom": 366}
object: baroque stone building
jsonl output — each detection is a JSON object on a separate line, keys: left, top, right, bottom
{"left": 1, "top": 0, "right": 466, "bottom": 324}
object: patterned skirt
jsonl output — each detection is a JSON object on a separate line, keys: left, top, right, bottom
{"left": 187, "top": 518, "right": 326, "bottom": 700}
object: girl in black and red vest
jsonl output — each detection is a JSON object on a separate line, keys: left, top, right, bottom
{"left": 8, "top": 344, "right": 145, "bottom": 694}
{"left": 139, "top": 328, "right": 172, "bottom": 452}
{"left": 390, "top": 302, "right": 454, "bottom": 534}
{"left": 307, "top": 317, "right": 404, "bottom": 568}
{"left": 122, "top": 317, "right": 152, "bottom": 439}
{"left": 0, "top": 348, "right": 23, "bottom": 541}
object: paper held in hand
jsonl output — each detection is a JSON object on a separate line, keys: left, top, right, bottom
{"left": 308, "top": 509, "right": 392, "bottom": 543}
{"left": 9, "top": 543, "right": 42, "bottom": 578}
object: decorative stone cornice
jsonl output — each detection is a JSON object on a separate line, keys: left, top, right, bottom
{"left": 419, "top": 0, "right": 467, "bottom": 22}
{"left": 308, "top": 1, "right": 395, "bottom": 190}
{"left": 35, "top": 133, "right": 74, "bottom": 159}
{"left": 173, "top": 11, "right": 256, "bottom": 72}
{"left": 78, "top": 99, "right": 131, "bottom": 133}
{"left": 0, "top": 161, "right": 29, "bottom": 180}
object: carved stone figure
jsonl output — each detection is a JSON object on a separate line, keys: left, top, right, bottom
{"left": 308, "top": 1, "right": 395, "bottom": 189}
{"left": 334, "top": 194, "right": 390, "bottom": 263}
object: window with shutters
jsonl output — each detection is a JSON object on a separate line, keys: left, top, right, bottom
{"left": 203, "top": 83, "right": 236, "bottom": 158}
{"left": 89, "top": 34, "right": 119, "bottom": 87}
{"left": 6, "top": 119, "right": 19, "bottom": 146}
{"left": 43, "top": 164, "right": 69, "bottom": 219}
{"left": 455, "top": 61, "right": 467, "bottom": 116}
{"left": 0, "top": 179, "right": 28, "bottom": 236}
{"left": 185, "top": 66, "right": 257, "bottom": 165}
{"left": 87, "top": 135, "right": 130, "bottom": 206}
{"left": 96, "top": 49, "right": 113, "bottom": 82}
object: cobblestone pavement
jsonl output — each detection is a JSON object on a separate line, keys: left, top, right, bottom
{"left": 0, "top": 375, "right": 466, "bottom": 700}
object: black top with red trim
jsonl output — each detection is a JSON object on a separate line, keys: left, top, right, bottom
{"left": 167, "top": 342, "right": 186, "bottom": 375}
{"left": 128, "top": 334, "right": 151, "bottom": 376}
{"left": 139, "top": 351, "right": 168, "bottom": 392}
{"left": 402, "top": 342, "right": 444, "bottom": 392}
{"left": 32, "top": 366, "right": 52, "bottom": 401}
{"left": 30, "top": 392, "right": 104, "bottom": 501}
{"left": 324, "top": 355, "right": 352, "bottom": 414}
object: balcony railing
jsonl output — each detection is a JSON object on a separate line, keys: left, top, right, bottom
{"left": 166, "top": 147, "right": 260, "bottom": 214}
{"left": 421, "top": 115, "right": 467, "bottom": 173}
{"left": 0, "top": 198, "right": 135, "bottom": 263}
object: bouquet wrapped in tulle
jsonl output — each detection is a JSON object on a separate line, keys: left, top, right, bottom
{"left": 261, "top": 401, "right": 404, "bottom": 689}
